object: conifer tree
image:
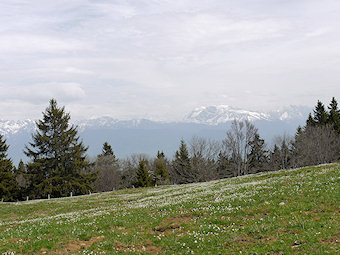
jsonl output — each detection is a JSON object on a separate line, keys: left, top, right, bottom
{"left": 101, "top": 142, "right": 114, "bottom": 157}
{"left": 247, "top": 133, "right": 268, "bottom": 173}
{"left": 216, "top": 152, "right": 233, "bottom": 178}
{"left": 269, "top": 145, "right": 281, "bottom": 171}
{"left": 280, "top": 140, "right": 291, "bottom": 170}
{"left": 15, "top": 160, "right": 29, "bottom": 200}
{"left": 135, "top": 160, "right": 152, "bottom": 187}
{"left": 328, "top": 97, "right": 340, "bottom": 134}
{"left": 154, "top": 151, "right": 169, "bottom": 185}
{"left": 306, "top": 113, "right": 315, "bottom": 127}
{"left": 0, "top": 134, "right": 18, "bottom": 201}
{"left": 94, "top": 142, "right": 120, "bottom": 192}
{"left": 24, "top": 99, "right": 96, "bottom": 199}
{"left": 312, "top": 100, "right": 328, "bottom": 125}
{"left": 172, "top": 139, "right": 194, "bottom": 184}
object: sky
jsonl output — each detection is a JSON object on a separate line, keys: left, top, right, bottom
{"left": 0, "top": 0, "right": 339, "bottom": 121}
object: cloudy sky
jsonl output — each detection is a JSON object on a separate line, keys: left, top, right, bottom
{"left": 0, "top": 0, "right": 339, "bottom": 121}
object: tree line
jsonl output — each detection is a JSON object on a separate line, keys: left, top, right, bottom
{"left": 0, "top": 98, "right": 339, "bottom": 201}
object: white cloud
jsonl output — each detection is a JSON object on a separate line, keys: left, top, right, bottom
{"left": 305, "top": 27, "right": 332, "bottom": 37}
{"left": 0, "top": 34, "right": 88, "bottom": 54}
{"left": 0, "top": 83, "right": 86, "bottom": 103}
{"left": 0, "top": 0, "right": 339, "bottom": 120}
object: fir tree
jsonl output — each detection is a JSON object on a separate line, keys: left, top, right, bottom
{"left": 306, "top": 113, "right": 315, "bottom": 127}
{"left": 94, "top": 142, "right": 120, "bottom": 192}
{"left": 312, "top": 100, "right": 328, "bottom": 125}
{"left": 154, "top": 151, "right": 169, "bottom": 185}
{"left": 216, "top": 152, "right": 233, "bottom": 178}
{"left": 157, "top": 150, "right": 165, "bottom": 159}
{"left": 328, "top": 97, "right": 340, "bottom": 134}
{"left": 135, "top": 160, "right": 152, "bottom": 187}
{"left": 280, "top": 140, "right": 291, "bottom": 170}
{"left": 172, "top": 139, "right": 194, "bottom": 184}
{"left": 101, "top": 142, "right": 114, "bottom": 157}
{"left": 17, "top": 160, "right": 26, "bottom": 173}
{"left": 247, "top": 133, "right": 268, "bottom": 173}
{"left": 269, "top": 145, "right": 281, "bottom": 171}
{"left": 0, "top": 134, "right": 18, "bottom": 201}
{"left": 24, "top": 99, "right": 96, "bottom": 199}
{"left": 15, "top": 160, "right": 29, "bottom": 200}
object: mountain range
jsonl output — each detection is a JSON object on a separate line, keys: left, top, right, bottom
{"left": 1, "top": 105, "right": 311, "bottom": 165}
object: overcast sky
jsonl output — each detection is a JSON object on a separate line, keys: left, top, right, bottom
{"left": 0, "top": 0, "right": 339, "bottom": 121}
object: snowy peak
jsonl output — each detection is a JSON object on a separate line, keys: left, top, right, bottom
{"left": 75, "top": 117, "right": 120, "bottom": 131}
{"left": 0, "top": 119, "right": 35, "bottom": 136}
{"left": 268, "top": 105, "right": 311, "bottom": 122}
{"left": 185, "top": 105, "right": 311, "bottom": 125}
{"left": 0, "top": 105, "right": 311, "bottom": 136}
{"left": 185, "top": 105, "right": 270, "bottom": 125}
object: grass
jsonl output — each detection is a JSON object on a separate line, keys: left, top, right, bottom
{"left": 0, "top": 163, "right": 339, "bottom": 254}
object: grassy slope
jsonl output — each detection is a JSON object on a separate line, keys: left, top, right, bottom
{"left": 0, "top": 164, "right": 339, "bottom": 254}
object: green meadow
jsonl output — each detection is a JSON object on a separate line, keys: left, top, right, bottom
{"left": 0, "top": 163, "right": 339, "bottom": 254}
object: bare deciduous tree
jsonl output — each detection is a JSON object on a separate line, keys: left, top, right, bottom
{"left": 224, "top": 120, "right": 257, "bottom": 176}
{"left": 94, "top": 155, "right": 121, "bottom": 192}
{"left": 189, "top": 136, "right": 221, "bottom": 182}
{"left": 271, "top": 134, "right": 294, "bottom": 170}
{"left": 294, "top": 125, "right": 340, "bottom": 167}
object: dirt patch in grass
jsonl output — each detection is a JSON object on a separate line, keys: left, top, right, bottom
{"left": 9, "top": 238, "right": 20, "bottom": 244}
{"left": 226, "top": 234, "right": 277, "bottom": 247}
{"left": 261, "top": 235, "right": 277, "bottom": 244}
{"left": 39, "top": 235, "right": 105, "bottom": 254}
{"left": 153, "top": 214, "right": 194, "bottom": 233}
{"left": 235, "top": 235, "right": 256, "bottom": 244}
{"left": 319, "top": 235, "right": 340, "bottom": 245}
{"left": 225, "top": 235, "right": 256, "bottom": 246}
{"left": 114, "top": 240, "right": 162, "bottom": 254}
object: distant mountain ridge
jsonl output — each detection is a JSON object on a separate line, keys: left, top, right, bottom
{"left": 0, "top": 105, "right": 311, "bottom": 135}
{"left": 185, "top": 105, "right": 269, "bottom": 124}
{"left": 0, "top": 105, "right": 311, "bottom": 165}
{"left": 185, "top": 105, "right": 311, "bottom": 125}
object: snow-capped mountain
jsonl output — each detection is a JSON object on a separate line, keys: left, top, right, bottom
{"left": 0, "top": 105, "right": 311, "bottom": 137}
{"left": 0, "top": 119, "right": 36, "bottom": 136}
{"left": 1, "top": 105, "right": 311, "bottom": 165}
{"left": 185, "top": 105, "right": 311, "bottom": 125}
{"left": 268, "top": 105, "right": 311, "bottom": 122}
{"left": 75, "top": 117, "right": 120, "bottom": 131}
{"left": 185, "top": 105, "right": 269, "bottom": 125}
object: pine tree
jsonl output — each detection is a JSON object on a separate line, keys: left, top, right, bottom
{"left": 17, "top": 160, "right": 26, "bottom": 173}
{"left": 135, "top": 160, "right": 152, "bottom": 187}
{"left": 306, "top": 113, "right": 315, "bottom": 127}
{"left": 94, "top": 142, "right": 120, "bottom": 192}
{"left": 269, "top": 145, "right": 281, "bottom": 171}
{"left": 247, "top": 133, "right": 268, "bottom": 173}
{"left": 312, "top": 100, "right": 328, "bottom": 125}
{"left": 280, "top": 140, "right": 291, "bottom": 169}
{"left": 24, "top": 99, "right": 96, "bottom": 199}
{"left": 101, "top": 142, "right": 114, "bottom": 157}
{"left": 216, "top": 152, "right": 233, "bottom": 178}
{"left": 328, "top": 97, "right": 340, "bottom": 134}
{"left": 172, "top": 139, "right": 194, "bottom": 184}
{"left": 15, "top": 160, "right": 29, "bottom": 200}
{"left": 154, "top": 151, "right": 169, "bottom": 185}
{"left": 0, "top": 134, "right": 18, "bottom": 201}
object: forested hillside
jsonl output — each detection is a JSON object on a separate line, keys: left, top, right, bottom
{"left": 0, "top": 98, "right": 339, "bottom": 201}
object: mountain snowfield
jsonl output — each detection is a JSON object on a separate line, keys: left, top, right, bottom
{"left": 185, "top": 105, "right": 269, "bottom": 124}
{"left": 0, "top": 104, "right": 310, "bottom": 135}
{"left": 185, "top": 105, "right": 311, "bottom": 124}
{"left": 0, "top": 119, "right": 36, "bottom": 136}
{"left": 0, "top": 105, "right": 311, "bottom": 165}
